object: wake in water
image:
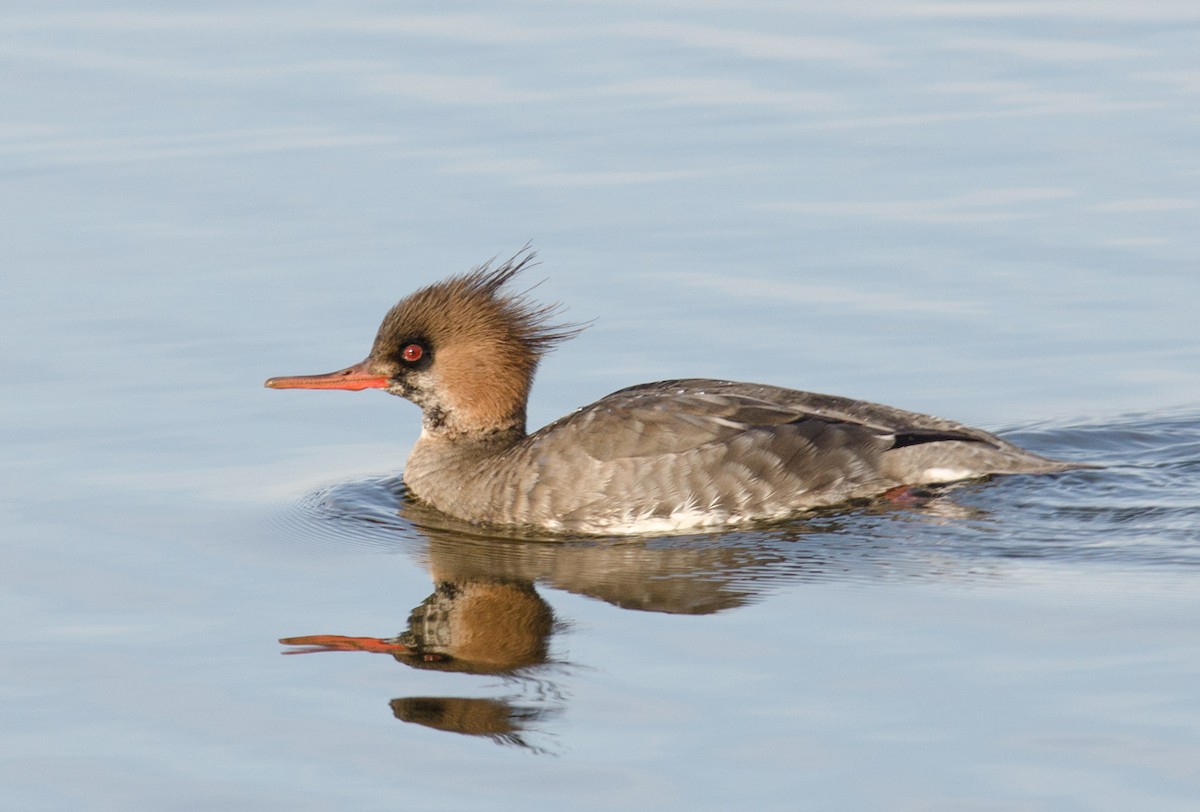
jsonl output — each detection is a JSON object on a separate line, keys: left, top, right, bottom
{"left": 275, "top": 409, "right": 1200, "bottom": 586}
{"left": 272, "top": 409, "right": 1200, "bottom": 753}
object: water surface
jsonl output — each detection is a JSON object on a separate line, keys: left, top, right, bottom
{"left": 3, "top": 3, "right": 1199, "bottom": 810}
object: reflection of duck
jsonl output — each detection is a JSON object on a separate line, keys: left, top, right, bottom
{"left": 265, "top": 249, "right": 1081, "bottom": 535}
{"left": 282, "top": 543, "right": 563, "bottom": 749}
{"left": 282, "top": 578, "right": 553, "bottom": 674}
{"left": 280, "top": 511, "right": 822, "bottom": 748}
{"left": 280, "top": 496, "right": 999, "bottom": 749}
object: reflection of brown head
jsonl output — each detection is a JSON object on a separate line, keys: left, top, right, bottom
{"left": 280, "top": 578, "right": 555, "bottom": 676}
{"left": 399, "top": 580, "right": 554, "bottom": 673}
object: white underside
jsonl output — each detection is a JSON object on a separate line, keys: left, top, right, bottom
{"left": 917, "top": 467, "right": 976, "bottom": 484}
{"left": 540, "top": 467, "right": 982, "bottom": 535}
{"left": 545, "top": 505, "right": 792, "bottom": 536}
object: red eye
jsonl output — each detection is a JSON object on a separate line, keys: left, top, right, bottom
{"left": 401, "top": 344, "right": 424, "bottom": 363}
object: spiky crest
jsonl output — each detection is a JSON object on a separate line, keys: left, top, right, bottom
{"left": 371, "top": 248, "right": 585, "bottom": 435}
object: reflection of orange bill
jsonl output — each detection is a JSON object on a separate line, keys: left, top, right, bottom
{"left": 279, "top": 634, "right": 410, "bottom": 654}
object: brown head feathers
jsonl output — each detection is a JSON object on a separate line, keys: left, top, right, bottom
{"left": 371, "top": 248, "right": 585, "bottom": 435}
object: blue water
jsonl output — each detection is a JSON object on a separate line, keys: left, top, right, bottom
{"left": 3, "top": 3, "right": 1199, "bottom": 810}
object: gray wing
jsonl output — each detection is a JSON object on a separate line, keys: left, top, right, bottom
{"left": 547, "top": 378, "right": 1020, "bottom": 462}
{"left": 512, "top": 379, "right": 1071, "bottom": 528}
{"left": 608, "top": 379, "right": 1009, "bottom": 442}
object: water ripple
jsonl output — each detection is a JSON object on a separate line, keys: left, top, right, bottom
{"left": 273, "top": 409, "right": 1200, "bottom": 606}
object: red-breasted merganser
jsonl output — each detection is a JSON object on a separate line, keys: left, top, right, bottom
{"left": 265, "top": 251, "right": 1079, "bottom": 534}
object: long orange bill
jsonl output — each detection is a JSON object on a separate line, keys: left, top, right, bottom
{"left": 264, "top": 360, "right": 388, "bottom": 391}
{"left": 279, "top": 634, "right": 411, "bottom": 654}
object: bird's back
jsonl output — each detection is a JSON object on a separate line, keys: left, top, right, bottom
{"left": 406, "top": 379, "right": 1073, "bottom": 534}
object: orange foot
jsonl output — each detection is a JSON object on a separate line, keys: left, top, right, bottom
{"left": 880, "top": 485, "right": 923, "bottom": 505}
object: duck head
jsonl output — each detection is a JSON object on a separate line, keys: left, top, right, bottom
{"left": 265, "top": 249, "right": 582, "bottom": 437}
